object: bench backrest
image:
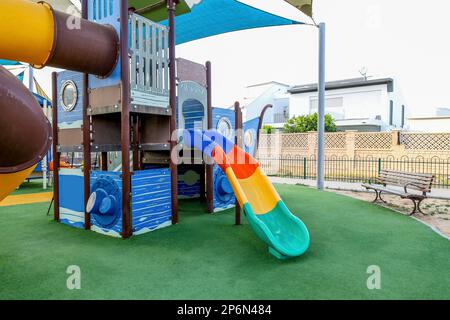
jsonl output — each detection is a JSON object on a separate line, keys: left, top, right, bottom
{"left": 378, "top": 170, "right": 434, "bottom": 193}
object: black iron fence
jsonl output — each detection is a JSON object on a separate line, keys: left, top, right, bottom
{"left": 258, "top": 156, "right": 450, "bottom": 189}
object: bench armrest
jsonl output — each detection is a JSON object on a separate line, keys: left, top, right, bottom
{"left": 404, "top": 182, "right": 428, "bottom": 196}
{"left": 370, "top": 178, "right": 385, "bottom": 186}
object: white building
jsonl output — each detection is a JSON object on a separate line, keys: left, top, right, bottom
{"left": 408, "top": 116, "right": 450, "bottom": 133}
{"left": 289, "top": 78, "right": 408, "bottom": 132}
{"left": 244, "top": 77, "right": 409, "bottom": 132}
{"left": 243, "top": 81, "right": 290, "bottom": 125}
{"left": 408, "top": 108, "right": 450, "bottom": 132}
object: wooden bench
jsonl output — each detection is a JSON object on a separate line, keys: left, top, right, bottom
{"left": 362, "top": 169, "right": 434, "bottom": 215}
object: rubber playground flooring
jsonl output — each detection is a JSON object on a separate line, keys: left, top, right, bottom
{"left": 0, "top": 192, "right": 53, "bottom": 207}
{"left": 0, "top": 180, "right": 53, "bottom": 207}
{"left": 0, "top": 184, "right": 449, "bottom": 299}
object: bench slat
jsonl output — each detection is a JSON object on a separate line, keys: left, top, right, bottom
{"left": 378, "top": 174, "right": 433, "bottom": 184}
{"left": 380, "top": 169, "right": 433, "bottom": 178}
{"left": 378, "top": 177, "right": 431, "bottom": 188}
{"left": 378, "top": 176, "right": 431, "bottom": 185}
{"left": 379, "top": 171, "right": 433, "bottom": 182}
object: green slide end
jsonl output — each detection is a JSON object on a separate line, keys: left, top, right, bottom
{"left": 243, "top": 201, "right": 310, "bottom": 259}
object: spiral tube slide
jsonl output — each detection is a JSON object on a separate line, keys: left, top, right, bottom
{"left": 184, "top": 130, "right": 310, "bottom": 259}
{"left": 0, "top": 0, "right": 119, "bottom": 201}
{"left": 0, "top": 66, "right": 50, "bottom": 201}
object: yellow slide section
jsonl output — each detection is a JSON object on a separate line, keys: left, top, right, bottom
{"left": 234, "top": 167, "right": 281, "bottom": 215}
{"left": 0, "top": 0, "right": 55, "bottom": 68}
{"left": 0, "top": 166, "right": 36, "bottom": 202}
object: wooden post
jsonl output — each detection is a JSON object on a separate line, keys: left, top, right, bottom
{"left": 82, "top": 0, "right": 91, "bottom": 230}
{"left": 51, "top": 72, "right": 60, "bottom": 222}
{"left": 168, "top": 0, "right": 179, "bottom": 224}
{"left": 205, "top": 61, "right": 214, "bottom": 213}
{"left": 132, "top": 115, "right": 140, "bottom": 171}
{"left": 234, "top": 101, "right": 242, "bottom": 225}
{"left": 120, "top": 0, "right": 132, "bottom": 238}
{"left": 199, "top": 164, "right": 206, "bottom": 202}
{"left": 101, "top": 152, "right": 108, "bottom": 171}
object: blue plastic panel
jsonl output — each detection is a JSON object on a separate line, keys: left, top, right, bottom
{"left": 56, "top": 71, "right": 84, "bottom": 129}
{"left": 212, "top": 107, "right": 235, "bottom": 133}
{"left": 178, "top": 81, "right": 207, "bottom": 132}
{"left": 178, "top": 165, "right": 201, "bottom": 199}
{"left": 213, "top": 165, "right": 235, "bottom": 212}
{"left": 243, "top": 117, "right": 260, "bottom": 157}
{"left": 90, "top": 171, "right": 123, "bottom": 237}
{"left": 132, "top": 169, "right": 172, "bottom": 235}
{"left": 59, "top": 168, "right": 85, "bottom": 229}
{"left": 211, "top": 107, "right": 236, "bottom": 211}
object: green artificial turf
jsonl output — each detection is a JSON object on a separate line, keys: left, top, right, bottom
{"left": 11, "top": 179, "right": 53, "bottom": 195}
{"left": 0, "top": 184, "right": 449, "bottom": 300}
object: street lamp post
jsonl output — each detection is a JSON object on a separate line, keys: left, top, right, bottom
{"left": 317, "top": 22, "right": 326, "bottom": 190}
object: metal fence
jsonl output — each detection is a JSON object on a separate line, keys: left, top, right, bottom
{"left": 258, "top": 156, "right": 450, "bottom": 189}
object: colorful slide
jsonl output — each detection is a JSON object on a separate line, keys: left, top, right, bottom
{"left": 184, "top": 130, "right": 310, "bottom": 259}
{"left": 0, "top": 0, "right": 118, "bottom": 201}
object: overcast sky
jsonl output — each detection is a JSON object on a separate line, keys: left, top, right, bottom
{"left": 35, "top": 0, "right": 450, "bottom": 117}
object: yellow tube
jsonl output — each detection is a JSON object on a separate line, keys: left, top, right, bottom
{"left": 0, "top": 165, "right": 36, "bottom": 202}
{"left": 0, "top": 0, "right": 54, "bottom": 67}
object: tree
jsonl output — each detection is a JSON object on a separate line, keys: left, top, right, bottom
{"left": 283, "top": 113, "right": 337, "bottom": 133}
{"left": 262, "top": 125, "right": 275, "bottom": 134}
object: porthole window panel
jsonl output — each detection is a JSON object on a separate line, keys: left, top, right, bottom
{"left": 61, "top": 80, "right": 78, "bottom": 112}
{"left": 217, "top": 117, "right": 233, "bottom": 140}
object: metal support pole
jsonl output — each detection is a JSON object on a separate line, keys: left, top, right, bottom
{"left": 120, "top": 0, "right": 132, "bottom": 238}
{"left": 168, "top": 0, "right": 179, "bottom": 224}
{"left": 51, "top": 72, "right": 60, "bottom": 222}
{"left": 42, "top": 99, "right": 48, "bottom": 190}
{"left": 234, "top": 101, "right": 242, "bottom": 225}
{"left": 28, "top": 64, "right": 34, "bottom": 93}
{"left": 317, "top": 22, "right": 326, "bottom": 190}
{"left": 205, "top": 61, "right": 214, "bottom": 213}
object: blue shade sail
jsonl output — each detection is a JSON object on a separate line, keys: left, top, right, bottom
{"left": 0, "top": 59, "right": 20, "bottom": 66}
{"left": 161, "top": 0, "right": 303, "bottom": 44}
{"left": 16, "top": 71, "right": 24, "bottom": 82}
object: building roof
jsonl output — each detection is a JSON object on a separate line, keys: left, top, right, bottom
{"left": 408, "top": 116, "right": 450, "bottom": 121}
{"left": 246, "top": 81, "right": 290, "bottom": 88}
{"left": 289, "top": 77, "right": 394, "bottom": 94}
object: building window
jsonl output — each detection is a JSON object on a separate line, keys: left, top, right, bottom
{"left": 310, "top": 97, "right": 344, "bottom": 120}
{"left": 389, "top": 100, "right": 394, "bottom": 126}
{"left": 274, "top": 105, "right": 289, "bottom": 123}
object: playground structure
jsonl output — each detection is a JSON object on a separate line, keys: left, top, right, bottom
{"left": 0, "top": 0, "right": 312, "bottom": 259}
